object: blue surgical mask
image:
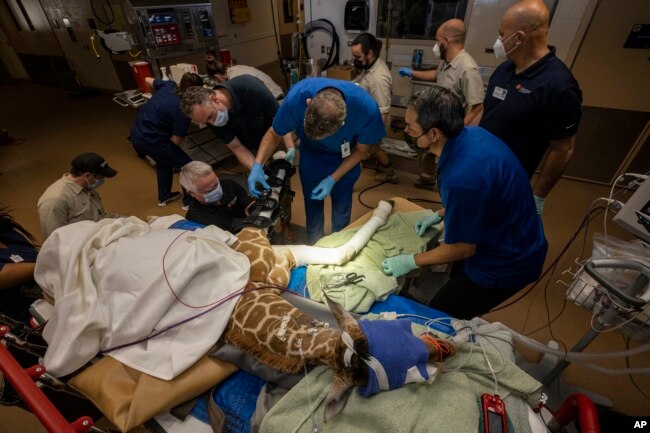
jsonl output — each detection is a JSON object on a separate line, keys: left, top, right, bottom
{"left": 202, "top": 183, "right": 223, "bottom": 203}
{"left": 86, "top": 176, "right": 104, "bottom": 189}
{"left": 213, "top": 109, "right": 229, "bottom": 127}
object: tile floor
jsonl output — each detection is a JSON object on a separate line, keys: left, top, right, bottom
{"left": 0, "top": 83, "right": 648, "bottom": 432}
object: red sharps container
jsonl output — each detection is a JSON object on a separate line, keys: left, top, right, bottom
{"left": 129, "top": 61, "right": 153, "bottom": 93}
{"left": 219, "top": 48, "right": 232, "bottom": 66}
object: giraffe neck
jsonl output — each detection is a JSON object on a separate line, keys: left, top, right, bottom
{"left": 224, "top": 287, "right": 347, "bottom": 373}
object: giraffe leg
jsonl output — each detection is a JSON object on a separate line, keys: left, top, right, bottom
{"left": 233, "top": 227, "right": 292, "bottom": 287}
{"left": 273, "top": 199, "right": 394, "bottom": 266}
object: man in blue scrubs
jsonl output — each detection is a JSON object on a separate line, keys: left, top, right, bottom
{"left": 382, "top": 86, "right": 547, "bottom": 319}
{"left": 479, "top": 0, "right": 582, "bottom": 215}
{"left": 248, "top": 78, "right": 385, "bottom": 244}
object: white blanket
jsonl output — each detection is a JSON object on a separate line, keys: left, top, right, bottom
{"left": 35, "top": 217, "right": 250, "bottom": 380}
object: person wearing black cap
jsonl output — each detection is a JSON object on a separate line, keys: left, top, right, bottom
{"left": 37, "top": 152, "right": 120, "bottom": 240}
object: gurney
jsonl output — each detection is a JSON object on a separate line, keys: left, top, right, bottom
{"left": 0, "top": 198, "right": 601, "bottom": 433}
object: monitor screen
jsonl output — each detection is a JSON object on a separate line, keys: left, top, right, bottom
{"left": 152, "top": 23, "right": 181, "bottom": 46}
{"left": 149, "top": 10, "right": 176, "bottom": 25}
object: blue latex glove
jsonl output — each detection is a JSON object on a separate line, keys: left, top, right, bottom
{"left": 284, "top": 148, "right": 296, "bottom": 166}
{"left": 414, "top": 212, "right": 442, "bottom": 236}
{"left": 399, "top": 67, "right": 413, "bottom": 77}
{"left": 534, "top": 194, "right": 545, "bottom": 215}
{"left": 247, "top": 162, "right": 270, "bottom": 198}
{"left": 381, "top": 254, "right": 418, "bottom": 277}
{"left": 311, "top": 176, "right": 336, "bottom": 200}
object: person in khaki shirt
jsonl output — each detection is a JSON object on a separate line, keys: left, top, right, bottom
{"left": 399, "top": 19, "right": 485, "bottom": 187}
{"left": 38, "top": 153, "right": 120, "bottom": 240}
{"left": 351, "top": 32, "right": 397, "bottom": 183}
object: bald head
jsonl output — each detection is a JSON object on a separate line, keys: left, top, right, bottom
{"left": 498, "top": 0, "right": 551, "bottom": 67}
{"left": 503, "top": 0, "right": 549, "bottom": 35}
{"left": 439, "top": 18, "right": 466, "bottom": 43}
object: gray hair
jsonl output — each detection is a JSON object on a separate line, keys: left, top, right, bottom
{"left": 304, "top": 88, "right": 347, "bottom": 140}
{"left": 180, "top": 86, "right": 213, "bottom": 117}
{"left": 179, "top": 161, "right": 214, "bottom": 192}
{"left": 407, "top": 86, "right": 464, "bottom": 138}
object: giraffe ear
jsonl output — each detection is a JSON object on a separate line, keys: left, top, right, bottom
{"left": 323, "top": 292, "right": 358, "bottom": 331}
{"left": 323, "top": 374, "right": 353, "bottom": 422}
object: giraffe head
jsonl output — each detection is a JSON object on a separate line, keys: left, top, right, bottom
{"left": 322, "top": 294, "right": 456, "bottom": 422}
{"left": 322, "top": 294, "right": 369, "bottom": 422}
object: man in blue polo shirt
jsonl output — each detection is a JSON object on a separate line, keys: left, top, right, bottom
{"left": 381, "top": 86, "right": 547, "bottom": 319}
{"left": 248, "top": 78, "right": 385, "bottom": 244}
{"left": 480, "top": 0, "right": 582, "bottom": 215}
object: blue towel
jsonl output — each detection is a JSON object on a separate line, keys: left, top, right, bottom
{"left": 169, "top": 219, "right": 205, "bottom": 231}
{"left": 356, "top": 319, "right": 430, "bottom": 397}
{"left": 191, "top": 370, "right": 265, "bottom": 433}
{"left": 288, "top": 266, "right": 308, "bottom": 295}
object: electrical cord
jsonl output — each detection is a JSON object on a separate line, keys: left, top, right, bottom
{"left": 102, "top": 229, "right": 299, "bottom": 353}
{"left": 269, "top": 0, "right": 289, "bottom": 89}
{"left": 488, "top": 205, "right": 607, "bottom": 318}
{"left": 269, "top": 0, "right": 282, "bottom": 56}
{"left": 477, "top": 336, "right": 499, "bottom": 395}
{"left": 101, "top": 282, "right": 291, "bottom": 354}
{"left": 356, "top": 176, "right": 443, "bottom": 210}
{"left": 90, "top": 0, "right": 114, "bottom": 26}
{"left": 90, "top": 33, "right": 101, "bottom": 59}
{"left": 303, "top": 19, "right": 340, "bottom": 71}
{"left": 626, "top": 334, "right": 650, "bottom": 402}
{"left": 357, "top": 180, "right": 392, "bottom": 208}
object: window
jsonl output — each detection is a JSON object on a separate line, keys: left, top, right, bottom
{"left": 376, "top": 0, "right": 468, "bottom": 40}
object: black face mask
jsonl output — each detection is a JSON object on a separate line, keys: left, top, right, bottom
{"left": 353, "top": 59, "right": 366, "bottom": 70}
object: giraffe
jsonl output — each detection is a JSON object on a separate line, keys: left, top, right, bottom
{"left": 222, "top": 226, "right": 456, "bottom": 421}
{"left": 223, "top": 226, "right": 353, "bottom": 377}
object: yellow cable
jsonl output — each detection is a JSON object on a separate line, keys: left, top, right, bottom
{"left": 129, "top": 50, "right": 142, "bottom": 57}
{"left": 90, "top": 34, "right": 101, "bottom": 59}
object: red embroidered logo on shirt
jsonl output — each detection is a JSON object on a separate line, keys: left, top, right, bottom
{"left": 515, "top": 83, "right": 531, "bottom": 94}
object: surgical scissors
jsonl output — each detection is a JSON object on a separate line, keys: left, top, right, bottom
{"left": 325, "top": 272, "right": 365, "bottom": 289}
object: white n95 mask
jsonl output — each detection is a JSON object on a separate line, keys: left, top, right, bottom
{"left": 203, "top": 183, "right": 223, "bottom": 203}
{"left": 213, "top": 109, "right": 229, "bottom": 127}
{"left": 432, "top": 43, "right": 441, "bottom": 60}
{"left": 493, "top": 33, "right": 519, "bottom": 60}
{"left": 493, "top": 37, "right": 507, "bottom": 59}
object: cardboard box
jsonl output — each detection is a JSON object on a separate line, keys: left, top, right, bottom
{"left": 326, "top": 64, "right": 359, "bottom": 81}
